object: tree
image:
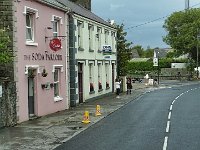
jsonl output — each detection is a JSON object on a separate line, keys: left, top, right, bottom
{"left": 132, "top": 45, "right": 144, "bottom": 57}
{"left": 0, "top": 29, "right": 13, "bottom": 64}
{"left": 145, "top": 48, "right": 154, "bottom": 58}
{"left": 163, "top": 8, "right": 200, "bottom": 61}
{"left": 116, "top": 24, "right": 132, "bottom": 76}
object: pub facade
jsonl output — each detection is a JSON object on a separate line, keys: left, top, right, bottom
{"left": 14, "top": 0, "right": 69, "bottom": 122}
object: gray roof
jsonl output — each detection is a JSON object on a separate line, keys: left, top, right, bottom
{"left": 37, "top": 0, "right": 69, "bottom": 11}
{"left": 56, "top": 0, "right": 115, "bottom": 28}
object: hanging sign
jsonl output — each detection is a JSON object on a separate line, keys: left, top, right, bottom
{"left": 102, "top": 45, "right": 112, "bottom": 54}
{"left": 49, "top": 38, "right": 62, "bottom": 52}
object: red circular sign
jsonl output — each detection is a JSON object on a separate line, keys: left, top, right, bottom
{"left": 49, "top": 38, "right": 62, "bottom": 51}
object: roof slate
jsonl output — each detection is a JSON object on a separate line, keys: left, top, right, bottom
{"left": 56, "top": 0, "right": 115, "bottom": 28}
{"left": 37, "top": 0, "right": 68, "bottom": 11}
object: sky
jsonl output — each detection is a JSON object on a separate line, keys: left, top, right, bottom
{"left": 92, "top": 0, "right": 200, "bottom": 49}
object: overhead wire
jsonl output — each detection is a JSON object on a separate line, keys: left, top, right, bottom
{"left": 125, "top": 2, "right": 200, "bottom": 30}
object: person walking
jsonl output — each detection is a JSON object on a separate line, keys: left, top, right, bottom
{"left": 115, "top": 78, "right": 121, "bottom": 98}
{"left": 126, "top": 77, "right": 132, "bottom": 94}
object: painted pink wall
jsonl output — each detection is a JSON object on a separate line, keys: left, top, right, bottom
{"left": 14, "top": 1, "right": 68, "bottom": 122}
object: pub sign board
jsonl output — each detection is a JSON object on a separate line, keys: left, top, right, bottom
{"left": 49, "top": 38, "right": 62, "bottom": 52}
{"left": 102, "top": 45, "right": 112, "bottom": 54}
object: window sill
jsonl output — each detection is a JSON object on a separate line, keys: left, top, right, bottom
{"left": 98, "top": 50, "right": 102, "bottom": 53}
{"left": 54, "top": 96, "right": 63, "bottom": 102}
{"left": 106, "top": 87, "right": 110, "bottom": 90}
{"left": 89, "top": 49, "right": 94, "bottom": 52}
{"left": 98, "top": 89, "right": 103, "bottom": 92}
{"left": 89, "top": 91, "right": 95, "bottom": 94}
{"left": 26, "top": 42, "right": 38, "bottom": 46}
{"left": 78, "top": 47, "right": 84, "bottom": 51}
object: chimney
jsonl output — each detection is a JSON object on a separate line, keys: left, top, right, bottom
{"left": 69, "top": 0, "right": 91, "bottom": 11}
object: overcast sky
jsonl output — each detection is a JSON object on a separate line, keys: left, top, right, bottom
{"left": 92, "top": 0, "right": 200, "bottom": 49}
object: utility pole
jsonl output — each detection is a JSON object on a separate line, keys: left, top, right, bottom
{"left": 197, "top": 29, "right": 199, "bottom": 78}
{"left": 185, "top": 0, "right": 189, "bottom": 10}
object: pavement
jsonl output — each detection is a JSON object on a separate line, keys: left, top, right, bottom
{"left": 0, "top": 80, "right": 198, "bottom": 150}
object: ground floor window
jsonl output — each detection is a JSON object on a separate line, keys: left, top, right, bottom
{"left": 54, "top": 68, "right": 60, "bottom": 97}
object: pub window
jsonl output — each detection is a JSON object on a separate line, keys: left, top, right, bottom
{"left": 51, "top": 15, "right": 62, "bottom": 37}
{"left": 23, "top": 6, "right": 39, "bottom": 46}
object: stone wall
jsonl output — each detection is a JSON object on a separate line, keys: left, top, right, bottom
{"left": 0, "top": 81, "right": 17, "bottom": 128}
{"left": 0, "top": 0, "right": 17, "bottom": 128}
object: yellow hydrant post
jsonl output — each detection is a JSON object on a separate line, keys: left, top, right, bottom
{"left": 82, "top": 111, "right": 91, "bottom": 124}
{"left": 95, "top": 105, "right": 102, "bottom": 116}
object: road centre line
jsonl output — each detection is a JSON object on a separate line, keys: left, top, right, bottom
{"left": 163, "top": 88, "right": 199, "bottom": 150}
{"left": 166, "top": 121, "right": 170, "bottom": 133}
{"left": 163, "top": 136, "right": 168, "bottom": 150}
{"left": 170, "top": 105, "right": 173, "bottom": 111}
{"left": 172, "top": 100, "right": 176, "bottom": 104}
{"left": 168, "top": 112, "right": 171, "bottom": 120}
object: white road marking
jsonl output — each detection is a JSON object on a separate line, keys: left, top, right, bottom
{"left": 166, "top": 121, "right": 170, "bottom": 133}
{"left": 163, "top": 136, "right": 168, "bottom": 150}
{"left": 162, "top": 87, "right": 200, "bottom": 150}
{"left": 170, "top": 105, "right": 173, "bottom": 111}
{"left": 172, "top": 100, "right": 176, "bottom": 104}
{"left": 168, "top": 112, "right": 171, "bottom": 120}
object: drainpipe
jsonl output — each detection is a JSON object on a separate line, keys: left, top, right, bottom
{"left": 68, "top": 12, "right": 78, "bottom": 107}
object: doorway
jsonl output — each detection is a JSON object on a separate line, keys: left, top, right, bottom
{"left": 28, "top": 69, "right": 35, "bottom": 117}
{"left": 78, "top": 63, "right": 83, "bottom": 103}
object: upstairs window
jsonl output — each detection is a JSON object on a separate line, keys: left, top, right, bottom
{"left": 77, "top": 21, "right": 84, "bottom": 50}
{"left": 51, "top": 15, "right": 62, "bottom": 37}
{"left": 23, "top": 6, "right": 39, "bottom": 46}
{"left": 111, "top": 32, "right": 115, "bottom": 52}
{"left": 105, "top": 30, "right": 109, "bottom": 45}
{"left": 88, "top": 24, "right": 94, "bottom": 51}
{"left": 97, "top": 27, "right": 102, "bottom": 51}
{"left": 53, "top": 20, "right": 58, "bottom": 37}
{"left": 26, "top": 13, "right": 33, "bottom": 41}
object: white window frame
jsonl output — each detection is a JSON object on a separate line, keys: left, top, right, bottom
{"left": 98, "top": 63, "right": 102, "bottom": 90}
{"left": 23, "top": 6, "right": 39, "bottom": 46}
{"left": 105, "top": 30, "right": 109, "bottom": 45}
{"left": 111, "top": 32, "right": 115, "bottom": 52}
{"left": 105, "top": 63, "right": 109, "bottom": 83}
{"left": 52, "top": 65, "right": 64, "bottom": 102}
{"left": 77, "top": 21, "right": 83, "bottom": 49}
{"left": 25, "top": 65, "right": 40, "bottom": 75}
{"left": 51, "top": 15, "right": 63, "bottom": 38}
{"left": 88, "top": 24, "right": 94, "bottom": 50}
{"left": 97, "top": 27, "right": 102, "bottom": 51}
{"left": 89, "top": 62, "right": 94, "bottom": 83}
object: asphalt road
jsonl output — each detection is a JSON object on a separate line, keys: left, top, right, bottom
{"left": 54, "top": 83, "right": 200, "bottom": 150}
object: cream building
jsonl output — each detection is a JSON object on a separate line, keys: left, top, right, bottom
{"left": 58, "top": 0, "right": 117, "bottom": 106}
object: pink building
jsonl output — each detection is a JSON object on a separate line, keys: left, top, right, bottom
{"left": 14, "top": 0, "right": 69, "bottom": 122}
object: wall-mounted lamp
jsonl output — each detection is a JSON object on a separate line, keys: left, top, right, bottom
{"left": 46, "top": 27, "right": 53, "bottom": 30}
